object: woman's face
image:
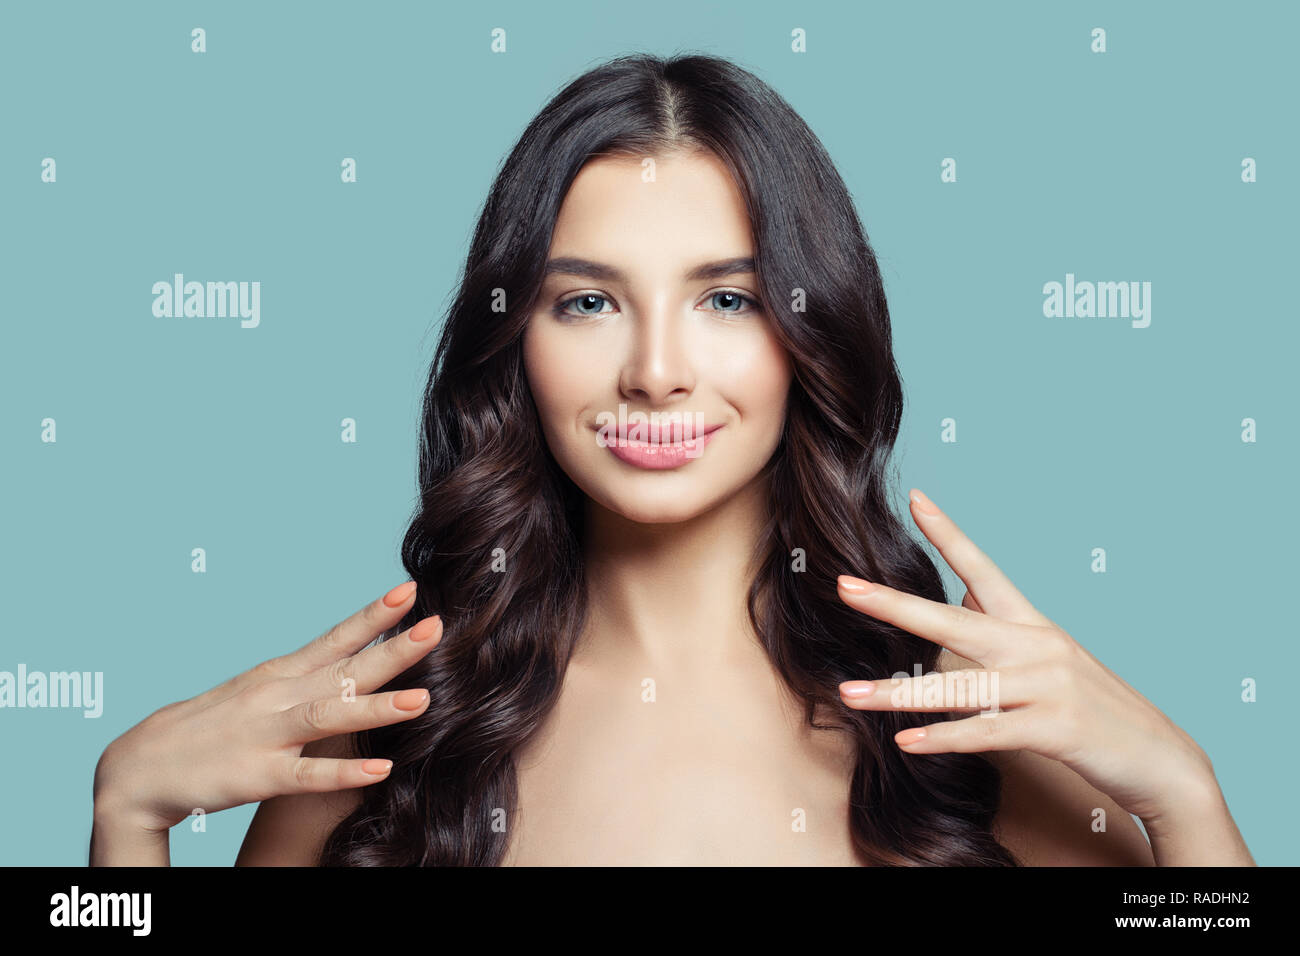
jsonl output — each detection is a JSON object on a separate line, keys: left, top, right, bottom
{"left": 523, "top": 149, "right": 793, "bottom": 525}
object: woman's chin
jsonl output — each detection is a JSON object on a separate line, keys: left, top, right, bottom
{"left": 587, "top": 484, "right": 725, "bottom": 527}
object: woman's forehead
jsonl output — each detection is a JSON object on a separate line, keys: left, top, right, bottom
{"left": 548, "top": 152, "right": 754, "bottom": 273}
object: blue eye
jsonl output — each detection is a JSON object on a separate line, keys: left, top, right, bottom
{"left": 554, "top": 293, "right": 611, "bottom": 319}
{"left": 706, "top": 290, "right": 759, "bottom": 313}
{"left": 551, "top": 289, "right": 761, "bottom": 321}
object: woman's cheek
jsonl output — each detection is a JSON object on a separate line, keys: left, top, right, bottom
{"left": 709, "top": 327, "right": 792, "bottom": 419}
{"left": 523, "top": 324, "right": 609, "bottom": 465}
{"left": 525, "top": 326, "right": 579, "bottom": 412}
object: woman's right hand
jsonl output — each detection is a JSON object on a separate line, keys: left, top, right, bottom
{"left": 92, "top": 581, "right": 440, "bottom": 833}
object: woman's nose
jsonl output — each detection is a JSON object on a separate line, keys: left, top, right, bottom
{"left": 617, "top": 303, "right": 696, "bottom": 405}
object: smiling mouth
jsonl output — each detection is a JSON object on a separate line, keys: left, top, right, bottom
{"left": 596, "top": 421, "right": 725, "bottom": 445}
{"left": 591, "top": 419, "right": 725, "bottom": 470}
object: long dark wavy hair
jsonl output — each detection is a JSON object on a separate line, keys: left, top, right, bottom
{"left": 320, "top": 52, "right": 1019, "bottom": 866}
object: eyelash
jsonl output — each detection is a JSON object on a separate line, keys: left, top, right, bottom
{"left": 551, "top": 289, "right": 762, "bottom": 321}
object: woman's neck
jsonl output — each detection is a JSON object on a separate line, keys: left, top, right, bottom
{"left": 575, "top": 473, "right": 773, "bottom": 680}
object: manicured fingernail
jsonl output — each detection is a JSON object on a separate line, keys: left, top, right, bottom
{"left": 838, "top": 575, "right": 877, "bottom": 594}
{"left": 840, "top": 681, "right": 876, "bottom": 698}
{"left": 410, "top": 615, "right": 442, "bottom": 642}
{"left": 393, "top": 689, "right": 429, "bottom": 710}
{"left": 909, "top": 489, "right": 940, "bottom": 516}
{"left": 383, "top": 581, "right": 417, "bottom": 607}
{"left": 896, "top": 728, "right": 927, "bottom": 746}
{"left": 361, "top": 759, "right": 392, "bottom": 775}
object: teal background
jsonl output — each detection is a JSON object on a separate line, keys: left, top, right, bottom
{"left": 1, "top": 0, "right": 1294, "bottom": 865}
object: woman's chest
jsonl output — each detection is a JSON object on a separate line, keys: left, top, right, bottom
{"left": 500, "top": 668, "right": 864, "bottom": 866}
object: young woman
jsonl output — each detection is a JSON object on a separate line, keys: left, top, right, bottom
{"left": 91, "top": 53, "right": 1254, "bottom": 867}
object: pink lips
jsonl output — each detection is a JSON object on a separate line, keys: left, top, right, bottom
{"left": 600, "top": 422, "right": 724, "bottom": 470}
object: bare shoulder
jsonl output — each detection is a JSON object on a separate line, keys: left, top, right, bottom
{"left": 234, "top": 733, "right": 365, "bottom": 867}
{"left": 935, "top": 649, "right": 1155, "bottom": 867}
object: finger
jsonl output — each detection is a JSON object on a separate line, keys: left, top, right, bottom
{"left": 839, "top": 669, "right": 1022, "bottom": 712}
{"left": 838, "top": 574, "right": 1026, "bottom": 664}
{"left": 184, "top": 583, "right": 422, "bottom": 713}
{"left": 271, "top": 755, "right": 397, "bottom": 795}
{"left": 292, "top": 615, "right": 443, "bottom": 701}
{"left": 279, "top": 582, "right": 420, "bottom": 677}
{"left": 907, "top": 489, "right": 1052, "bottom": 627}
{"left": 276, "top": 687, "right": 431, "bottom": 746}
{"left": 891, "top": 707, "right": 1047, "bottom": 755}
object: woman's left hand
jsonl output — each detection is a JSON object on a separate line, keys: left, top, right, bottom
{"left": 836, "top": 488, "right": 1220, "bottom": 826}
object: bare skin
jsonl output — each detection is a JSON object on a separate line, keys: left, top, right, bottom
{"left": 99, "top": 149, "right": 1247, "bottom": 867}
{"left": 237, "top": 150, "right": 1166, "bottom": 868}
{"left": 502, "top": 480, "right": 862, "bottom": 865}
{"left": 229, "top": 643, "right": 1157, "bottom": 867}
{"left": 500, "top": 645, "right": 1162, "bottom": 866}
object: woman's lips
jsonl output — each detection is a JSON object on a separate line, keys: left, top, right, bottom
{"left": 599, "top": 423, "right": 724, "bottom": 470}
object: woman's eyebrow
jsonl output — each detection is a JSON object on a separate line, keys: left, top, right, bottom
{"left": 542, "top": 256, "right": 755, "bottom": 282}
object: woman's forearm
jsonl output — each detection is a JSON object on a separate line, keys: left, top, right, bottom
{"left": 1141, "top": 779, "right": 1255, "bottom": 866}
{"left": 90, "top": 796, "right": 171, "bottom": 866}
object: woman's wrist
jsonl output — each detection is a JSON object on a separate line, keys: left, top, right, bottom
{"left": 90, "top": 793, "right": 172, "bottom": 866}
{"left": 1139, "top": 771, "right": 1255, "bottom": 866}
